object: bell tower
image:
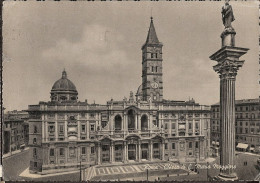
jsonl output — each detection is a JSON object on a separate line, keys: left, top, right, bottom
{"left": 141, "top": 17, "right": 163, "bottom": 102}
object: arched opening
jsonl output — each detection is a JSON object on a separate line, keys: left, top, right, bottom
{"left": 115, "top": 115, "right": 122, "bottom": 131}
{"left": 141, "top": 115, "right": 148, "bottom": 131}
{"left": 128, "top": 109, "right": 135, "bottom": 130}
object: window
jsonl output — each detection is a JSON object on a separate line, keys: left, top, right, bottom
{"left": 82, "top": 147, "right": 86, "bottom": 154}
{"left": 165, "top": 143, "right": 168, "bottom": 150}
{"left": 34, "top": 162, "right": 37, "bottom": 168}
{"left": 59, "top": 125, "right": 64, "bottom": 133}
{"left": 172, "top": 143, "right": 175, "bottom": 150}
{"left": 246, "top": 122, "right": 248, "bottom": 126}
{"left": 33, "top": 148, "right": 37, "bottom": 156}
{"left": 69, "top": 147, "right": 75, "bottom": 157}
{"left": 195, "top": 122, "right": 199, "bottom": 129}
{"left": 91, "top": 147, "right": 95, "bottom": 154}
{"left": 195, "top": 141, "right": 199, "bottom": 148}
{"left": 34, "top": 126, "right": 38, "bottom": 133}
{"left": 245, "top": 128, "right": 248, "bottom": 134}
{"left": 164, "top": 123, "right": 168, "bottom": 129}
{"left": 189, "top": 142, "right": 192, "bottom": 149}
{"left": 251, "top": 128, "right": 254, "bottom": 133}
{"left": 81, "top": 113, "right": 85, "bottom": 118}
{"left": 151, "top": 53, "right": 154, "bottom": 58}
{"left": 155, "top": 66, "right": 158, "bottom": 72}
{"left": 50, "top": 149, "right": 54, "bottom": 156}
{"left": 33, "top": 138, "right": 37, "bottom": 144}
{"left": 90, "top": 124, "right": 95, "bottom": 131}
{"left": 189, "top": 123, "right": 192, "bottom": 130}
{"left": 60, "top": 148, "right": 64, "bottom": 156}
{"left": 48, "top": 125, "right": 55, "bottom": 133}
{"left": 81, "top": 125, "right": 86, "bottom": 133}
{"left": 90, "top": 113, "right": 95, "bottom": 118}
{"left": 151, "top": 66, "right": 154, "bottom": 72}
{"left": 155, "top": 53, "right": 158, "bottom": 58}
{"left": 172, "top": 123, "right": 176, "bottom": 130}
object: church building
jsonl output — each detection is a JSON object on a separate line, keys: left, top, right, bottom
{"left": 28, "top": 18, "right": 211, "bottom": 174}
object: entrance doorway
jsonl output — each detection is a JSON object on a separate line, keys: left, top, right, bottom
{"left": 102, "top": 145, "right": 110, "bottom": 163}
{"left": 115, "top": 144, "right": 123, "bottom": 162}
{"left": 128, "top": 144, "right": 136, "bottom": 160}
{"left": 153, "top": 143, "right": 160, "bottom": 159}
{"left": 141, "top": 143, "right": 148, "bottom": 159}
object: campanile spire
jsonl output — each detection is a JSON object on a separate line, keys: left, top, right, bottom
{"left": 141, "top": 17, "right": 163, "bottom": 102}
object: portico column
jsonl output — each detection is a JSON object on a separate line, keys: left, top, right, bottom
{"left": 210, "top": 17, "right": 249, "bottom": 179}
{"left": 138, "top": 141, "right": 141, "bottom": 162}
{"left": 162, "top": 142, "right": 165, "bottom": 161}
{"left": 124, "top": 141, "right": 128, "bottom": 162}
{"left": 97, "top": 144, "right": 101, "bottom": 165}
{"left": 111, "top": 142, "right": 115, "bottom": 163}
{"left": 149, "top": 141, "right": 153, "bottom": 161}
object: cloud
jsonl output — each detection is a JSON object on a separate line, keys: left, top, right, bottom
{"left": 42, "top": 24, "right": 128, "bottom": 70}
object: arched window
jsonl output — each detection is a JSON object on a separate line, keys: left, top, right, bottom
{"left": 141, "top": 115, "right": 148, "bottom": 131}
{"left": 128, "top": 109, "right": 135, "bottom": 130}
{"left": 115, "top": 115, "right": 122, "bottom": 131}
{"left": 34, "top": 126, "right": 38, "bottom": 133}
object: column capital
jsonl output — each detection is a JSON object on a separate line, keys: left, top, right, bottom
{"left": 213, "top": 59, "right": 244, "bottom": 80}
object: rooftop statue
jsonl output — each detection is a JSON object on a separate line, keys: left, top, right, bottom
{"left": 221, "top": 0, "right": 235, "bottom": 29}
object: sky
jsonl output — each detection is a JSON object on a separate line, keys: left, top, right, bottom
{"left": 3, "top": 1, "right": 259, "bottom": 111}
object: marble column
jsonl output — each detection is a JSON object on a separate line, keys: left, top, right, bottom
{"left": 161, "top": 142, "right": 165, "bottom": 161}
{"left": 138, "top": 142, "right": 142, "bottom": 162}
{"left": 111, "top": 142, "right": 115, "bottom": 163}
{"left": 210, "top": 32, "right": 249, "bottom": 180}
{"left": 97, "top": 144, "right": 101, "bottom": 165}
{"left": 149, "top": 141, "right": 153, "bottom": 161}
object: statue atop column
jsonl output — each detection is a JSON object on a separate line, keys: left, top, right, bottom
{"left": 220, "top": 0, "right": 236, "bottom": 47}
{"left": 221, "top": 0, "right": 235, "bottom": 29}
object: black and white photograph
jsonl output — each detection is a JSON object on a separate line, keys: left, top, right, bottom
{"left": 2, "top": 1, "right": 260, "bottom": 181}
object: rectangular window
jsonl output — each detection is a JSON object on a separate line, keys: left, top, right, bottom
{"left": 90, "top": 124, "right": 95, "bottom": 131}
{"left": 34, "top": 162, "right": 37, "bottom": 168}
{"left": 195, "top": 122, "right": 199, "bottom": 129}
{"left": 69, "top": 147, "right": 75, "bottom": 157}
{"left": 189, "top": 142, "right": 192, "bottom": 149}
{"left": 50, "top": 149, "right": 54, "bottom": 156}
{"left": 165, "top": 143, "right": 168, "bottom": 150}
{"left": 151, "top": 53, "right": 154, "bottom": 58}
{"left": 82, "top": 147, "right": 86, "bottom": 154}
{"left": 48, "top": 125, "right": 55, "bottom": 133}
{"left": 81, "top": 125, "right": 86, "bottom": 133}
{"left": 189, "top": 123, "right": 192, "bottom": 130}
{"left": 195, "top": 142, "right": 199, "bottom": 148}
{"left": 164, "top": 123, "right": 168, "bottom": 129}
{"left": 33, "top": 148, "right": 37, "bottom": 156}
{"left": 172, "top": 143, "right": 175, "bottom": 150}
{"left": 81, "top": 113, "right": 86, "bottom": 118}
{"left": 60, "top": 148, "right": 64, "bottom": 156}
{"left": 59, "top": 125, "right": 64, "bottom": 133}
{"left": 245, "top": 128, "right": 248, "bottom": 133}
{"left": 91, "top": 147, "right": 95, "bottom": 154}
{"left": 171, "top": 123, "right": 176, "bottom": 129}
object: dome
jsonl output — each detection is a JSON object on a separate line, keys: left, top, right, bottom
{"left": 51, "top": 70, "right": 77, "bottom": 92}
{"left": 50, "top": 70, "right": 78, "bottom": 102}
{"left": 136, "top": 84, "right": 142, "bottom": 95}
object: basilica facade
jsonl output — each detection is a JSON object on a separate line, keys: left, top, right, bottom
{"left": 28, "top": 18, "right": 211, "bottom": 174}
